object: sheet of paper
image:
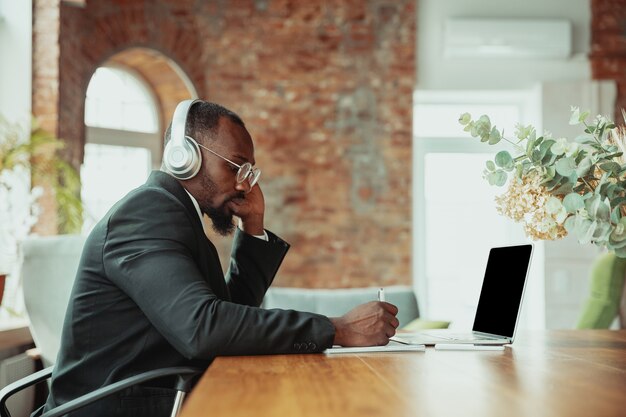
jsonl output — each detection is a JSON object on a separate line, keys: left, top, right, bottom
{"left": 324, "top": 341, "right": 426, "bottom": 354}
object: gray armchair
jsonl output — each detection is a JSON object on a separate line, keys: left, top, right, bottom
{"left": 0, "top": 235, "right": 200, "bottom": 417}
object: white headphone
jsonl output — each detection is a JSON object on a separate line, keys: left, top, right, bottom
{"left": 163, "top": 99, "right": 203, "bottom": 180}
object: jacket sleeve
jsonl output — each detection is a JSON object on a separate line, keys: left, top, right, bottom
{"left": 226, "top": 228, "right": 289, "bottom": 307}
{"left": 102, "top": 188, "right": 335, "bottom": 360}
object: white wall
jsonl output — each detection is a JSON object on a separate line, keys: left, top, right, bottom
{"left": 414, "top": 1, "right": 617, "bottom": 329}
{"left": 0, "top": 0, "right": 32, "bottom": 122}
{"left": 416, "top": 0, "right": 591, "bottom": 90}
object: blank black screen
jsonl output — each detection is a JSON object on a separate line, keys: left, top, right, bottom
{"left": 472, "top": 244, "right": 533, "bottom": 337}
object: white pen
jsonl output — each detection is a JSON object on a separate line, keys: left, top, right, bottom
{"left": 434, "top": 344, "right": 505, "bottom": 351}
{"left": 378, "top": 287, "right": 385, "bottom": 302}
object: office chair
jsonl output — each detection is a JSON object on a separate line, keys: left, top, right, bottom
{"left": 0, "top": 235, "right": 201, "bottom": 417}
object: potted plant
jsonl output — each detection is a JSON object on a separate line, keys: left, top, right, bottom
{"left": 459, "top": 107, "right": 626, "bottom": 328}
{"left": 0, "top": 115, "right": 82, "bottom": 308}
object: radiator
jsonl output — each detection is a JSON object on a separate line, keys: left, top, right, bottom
{"left": 0, "top": 353, "right": 35, "bottom": 417}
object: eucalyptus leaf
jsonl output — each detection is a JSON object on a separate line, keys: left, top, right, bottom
{"left": 488, "top": 127, "right": 502, "bottom": 145}
{"left": 563, "top": 193, "right": 584, "bottom": 213}
{"left": 539, "top": 139, "right": 556, "bottom": 160}
{"left": 611, "top": 205, "right": 623, "bottom": 224}
{"left": 575, "top": 156, "right": 592, "bottom": 177}
{"left": 552, "top": 182, "right": 574, "bottom": 195}
{"left": 600, "top": 162, "right": 622, "bottom": 174}
{"left": 486, "top": 160, "right": 496, "bottom": 171}
{"left": 574, "top": 135, "right": 595, "bottom": 144}
{"left": 564, "top": 216, "right": 577, "bottom": 233}
{"left": 610, "top": 218, "right": 626, "bottom": 243}
{"left": 555, "top": 157, "right": 576, "bottom": 177}
{"left": 494, "top": 151, "right": 513, "bottom": 169}
{"left": 490, "top": 170, "right": 507, "bottom": 186}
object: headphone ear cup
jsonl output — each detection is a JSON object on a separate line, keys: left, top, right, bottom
{"left": 164, "top": 99, "right": 203, "bottom": 180}
{"left": 163, "top": 135, "right": 202, "bottom": 180}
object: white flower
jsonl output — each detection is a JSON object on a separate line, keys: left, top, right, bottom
{"left": 595, "top": 114, "right": 610, "bottom": 125}
{"left": 569, "top": 106, "right": 581, "bottom": 125}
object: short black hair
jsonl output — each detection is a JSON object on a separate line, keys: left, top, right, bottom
{"left": 164, "top": 101, "right": 245, "bottom": 146}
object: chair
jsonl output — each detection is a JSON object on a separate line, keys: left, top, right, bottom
{"left": 0, "top": 235, "right": 200, "bottom": 417}
{"left": 262, "top": 285, "right": 449, "bottom": 330}
{"left": 576, "top": 252, "right": 626, "bottom": 329}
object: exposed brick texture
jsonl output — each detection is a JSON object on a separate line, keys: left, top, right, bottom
{"left": 591, "top": 0, "right": 626, "bottom": 121}
{"left": 32, "top": 0, "right": 416, "bottom": 288}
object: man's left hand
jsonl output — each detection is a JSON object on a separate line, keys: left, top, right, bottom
{"left": 229, "top": 184, "right": 265, "bottom": 235}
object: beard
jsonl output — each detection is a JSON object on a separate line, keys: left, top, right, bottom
{"left": 199, "top": 174, "right": 242, "bottom": 236}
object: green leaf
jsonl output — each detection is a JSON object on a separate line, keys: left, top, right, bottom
{"left": 494, "top": 151, "right": 513, "bottom": 169}
{"left": 599, "top": 162, "right": 622, "bottom": 175}
{"left": 580, "top": 111, "right": 590, "bottom": 122}
{"left": 563, "top": 193, "right": 584, "bottom": 213}
{"left": 458, "top": 113, "right": 471, "bottom": 126}
{"left": 487, "top": 170, "right": 507, "bottom": 186}
{"left": 593, "top": 221, "right": 612, "bottom": 243}
{"left": 576, "top": 156, "right": 593, "bottom": 177}
{"left": 574, "top": 217, "right": 596, "bottom": 245}
{"left": 575, "top": 135, "right": 595, "bottom": 144}
{"left": 488, "top": 127, "right": 501, "bottom": 145}
{"left": 538, "top": 139, "right": 556, "bottom": 161}
{"left": 611, "top": 205, "right": 623, "bottom": 224}
{"left": 486, "top": 160, "right": 496, "bottom": 171}
{"left": 585, "top": 194, "right": 611, "bottom": 221}
{"left": 553, "top": 182, "right": 574, "bottom": 195}
{"left": 555, "top": 157, "right": 576, "bottom": 177}
{"left": 612, "top": 216, "right": 626, "bottom": 236}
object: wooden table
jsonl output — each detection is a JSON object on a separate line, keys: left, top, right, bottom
{"left": 180, "top": 331, "right": 626, "bottom": 417}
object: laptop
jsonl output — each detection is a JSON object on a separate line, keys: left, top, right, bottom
{"left": 403, "top": 243, "right": 534, "bottom": 346}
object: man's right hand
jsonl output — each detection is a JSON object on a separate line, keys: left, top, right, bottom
{"left": 329, "top": 301, "right": 400, "bottom": 347}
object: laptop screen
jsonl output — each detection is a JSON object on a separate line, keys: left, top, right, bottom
{"left": 472, "top": 244, "right": 533, "bottom": 337}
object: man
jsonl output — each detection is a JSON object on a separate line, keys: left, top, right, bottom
{"left": 43, "top": 100, "right": 399, "bottom": 416}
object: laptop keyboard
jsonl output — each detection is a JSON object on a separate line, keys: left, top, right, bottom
{"left": 434, "top": 333, "right": 496, "bottom": 341}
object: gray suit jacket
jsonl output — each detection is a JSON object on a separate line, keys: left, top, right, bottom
{"left": 44, "top": 171, "right": 335, "bottom": 416}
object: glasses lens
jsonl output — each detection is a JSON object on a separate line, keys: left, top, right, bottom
{"left": 236, "top": 163, "right": 252, "bottom": 184}
{"left": 249, "top": 168, "right": 261, "bottom": 188}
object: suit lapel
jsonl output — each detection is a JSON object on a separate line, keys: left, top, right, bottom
{"left": 146, "top": 171, "right": 230, "bottom": 300}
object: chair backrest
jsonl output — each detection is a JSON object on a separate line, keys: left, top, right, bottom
{"left": 21, "top": 235, "right": 86, "bottom": 367}
{"left": 262, "top": 286, "right": 420, "bottom": 328}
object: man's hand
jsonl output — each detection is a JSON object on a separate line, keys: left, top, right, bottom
{"left": 229, "top": 184, "right": 265, "bottom": 235}
{"left": 329, "top": 301, "right": 400, "bottom": 347}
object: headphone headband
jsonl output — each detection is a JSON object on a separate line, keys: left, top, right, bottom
{"left": 171, "top": 99, "right": 202, "bottom": 147}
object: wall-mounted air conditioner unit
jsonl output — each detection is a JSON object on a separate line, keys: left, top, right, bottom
{"left": 444, "top": 18, "right": 572, "bottom": 59}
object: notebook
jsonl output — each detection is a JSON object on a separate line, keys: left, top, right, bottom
{"left": 403, "top": 243, "right": 534, "bottom": 346}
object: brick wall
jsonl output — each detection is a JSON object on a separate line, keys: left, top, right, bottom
{"left": 32, "top": 0, "right": 416, "bottom": 288}
{"left": 591, "top": 0, "right": 626, "bottom": 121}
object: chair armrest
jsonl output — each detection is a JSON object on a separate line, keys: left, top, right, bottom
{"left": 41, "top": 366, "right": 201, "bottom": 417}
{"left": 0, "top": 367, "right": 53, "bottom": 417}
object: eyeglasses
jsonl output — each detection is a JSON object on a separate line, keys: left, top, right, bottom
{"left": 196, "top": 142, "right": 261, "bottom": 188}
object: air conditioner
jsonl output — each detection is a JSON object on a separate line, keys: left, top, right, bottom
{"left": 444, "top": 18, "right": 572, "bottom": 59}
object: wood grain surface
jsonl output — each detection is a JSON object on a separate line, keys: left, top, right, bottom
{"left": 180, "top": 331, "right": 626, "bottom": 417}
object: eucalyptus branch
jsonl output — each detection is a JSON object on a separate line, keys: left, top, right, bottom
{"left": 460, "top": 107, "right": 626, "bottom": 257}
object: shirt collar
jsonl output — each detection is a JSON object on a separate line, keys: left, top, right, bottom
{"left": 184, "top": 189, "right": 204, "bottom": 226}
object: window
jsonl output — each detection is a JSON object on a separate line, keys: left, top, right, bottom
{"left": 413, "top": 90, "right": 545, "bottom": 330}
{"left": 82, "top": 66, "right": 160, "bottom": 233}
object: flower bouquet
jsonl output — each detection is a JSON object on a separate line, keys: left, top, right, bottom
{"left": 459, "top": 107, "right": 626, "bottom": 257}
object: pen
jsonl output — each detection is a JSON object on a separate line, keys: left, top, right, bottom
{"left": 434, "top": 344, "right": 505, "bottom": 351}
{"left": 378, "top": 287, "right": 385, "bottom": 302}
